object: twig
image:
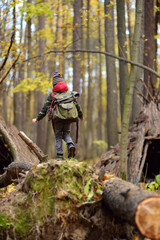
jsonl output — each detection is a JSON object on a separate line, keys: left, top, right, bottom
{"left": 140, "top": 78, "right": 154, "bottom": 101}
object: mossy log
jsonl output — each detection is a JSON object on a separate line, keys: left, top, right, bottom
{"left": 0, "top": 160, "right": 137, "bottom": 240}
{"left": 103, "top": 177, "right": 160, "bottom": 240}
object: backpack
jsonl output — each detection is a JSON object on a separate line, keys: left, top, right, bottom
{"left": 48, "top": 91, "right": 79, "bottom": 143}
{"left": 48, "top": 91, "right": 79, "bottom": 122}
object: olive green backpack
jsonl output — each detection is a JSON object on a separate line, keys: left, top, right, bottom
{"left": 53, "top": 91, "right": 79, "bottom": 121}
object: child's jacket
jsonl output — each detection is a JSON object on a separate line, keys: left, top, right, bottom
{"left": 36, "top": 82, "right": 83, "bottom": 121}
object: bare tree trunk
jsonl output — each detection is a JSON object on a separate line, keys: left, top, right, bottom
{"left": 36, "top": 0, "right": 46, "bottom": 152}
{"left": 104, "top": 0, "right": 118, "bottom": 148}
{"left": 143, "top": 0, "right": 156, "bottom": 101}
{"left": 26, "top": 0, "right": 32, "bottom": 135}
{"left": 57, "top": 0, "right": 64, "bottom": 74}
{"left": 73, "top": 0, "right": 82, "bottom": 93}
{"left": 120, "top": 0, "right": 143, "bottom": 180}
{"left": 97, "top": 0, "right": 103, "bottom": 141}
{"left": 80, "top": 0, "right": 86, "bottom": 159}
{"left": 72, "top": 0, "right": 82, "bottom": 156}
{"left": 126, "top": 0, "right": 133, "bottom": 57}
{"left": 86, "top": 0, "right": 93, "bottom": 159}
{"left": 132, "top": 1, "right": 144, "bottom": 122}
{"left": 116, "top": 0, "right": 128, "bottom": 119}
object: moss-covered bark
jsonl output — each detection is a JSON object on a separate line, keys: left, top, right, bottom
{"left": 0, "top": 160, "right": 103, "bottom": 239}
{"left": 0, "top": 160, "right": 136, "bottom": 240}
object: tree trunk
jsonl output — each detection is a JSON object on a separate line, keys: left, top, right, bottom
{"left": 126, "top": 0, "right": 133, "bottom": 57}
{"left": 71, "top": 0, "right": 82, "bottom": 151}
{"left": 132, "top": 0, "right": 144, "bottom": 122}
{"left": 36, "top": 1, "right": 46, "bottom": 152}
{"left": 143, "top": 0, "right": 156, "bottom": 101}
{"left": 73, "top": 0, "right": 82, "bottom": 93}
{"left": 120, "top": 0, "right": 143, "bottom": 180}
{"left": 26, "top": 0, "right": 32, "bottom": 136}
{"left": 104, "top": 0, "right": 118, "bottom": 148}
{"left": 86, "top": 0, "right": 93, "bottom": 159}
{"left": 103, "top": 177, "right": 160, "bottom": 240}
{"left": 97, "top": 0, "right": 103, "bottom": 141}
{"left": 57, "top": 0, "right": 64, "bottom": 74}
{"left": 116, "top": 0, "right": 128, "bottom": 119}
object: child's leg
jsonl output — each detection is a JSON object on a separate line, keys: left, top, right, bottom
{"left": 52, "top": 121, "right": 63, "bottom": 157}
{"left": 63, "top": 122, "right": 75, "bottom": 158}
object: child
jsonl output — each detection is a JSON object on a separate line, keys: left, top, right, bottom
{"left": 32, "top": 72, "right": 83, "bottom": 159}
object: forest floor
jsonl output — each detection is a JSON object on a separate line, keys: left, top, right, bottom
{"left": 0, "top": 159, "right": 159, "bottom": 240}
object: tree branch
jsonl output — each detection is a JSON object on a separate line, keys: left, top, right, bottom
{"left": 0, "top": 53, "right": 20, "bottom": 85}
{"left": 22, "top": 49, "right": 160, "bottom": 78}
{"left": 0, "top": 32, "right": 15, "bottom": 72}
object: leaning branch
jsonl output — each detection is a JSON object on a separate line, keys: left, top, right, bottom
{"left": 0, "top": 32, "right": 15, "bottom": 72}
{"left": 0, "top": 53, "right": 20, "bottom": 84}
{"left": 23, "top": 49, "right": 160, "bottom": 78}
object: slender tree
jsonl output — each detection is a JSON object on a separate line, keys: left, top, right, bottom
{"left": 86, "top": 0, "right": 93, "bottom": 158}
{"left": 104, "top": 0, "right": 118, "bottom": 148}
{"left": 132, "top": 1, "right": 144, "bottom": 122}
{"left": 97, "top": 0, "right": 103, "bottom": 141}
{"left": 143, "top": 0, "right": 156, "bottom": 100}
{"left": 73, "top": 0, "right": 82, "bottom": 93}
{"left": 120, "top": 0, "right": 143, "bottom": 180}
{"left": 116, "top": 0, "right": 128, "bottom": 118}
{"left": 72, "top": 0, "right": 82, "bottom": 154}
{"left": 26, "top": 0, "right": 32, "bottom": 135}
{"left": 36, "top": 0, "right": 46, "bottom": 151}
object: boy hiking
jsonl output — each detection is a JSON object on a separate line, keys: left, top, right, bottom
{"left": 32, "top": 72, "right": 83, "bottom": 160}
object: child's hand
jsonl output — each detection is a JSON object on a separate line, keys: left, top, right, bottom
{"left": 32, "top": 118, "right": 38, "bottom": 123}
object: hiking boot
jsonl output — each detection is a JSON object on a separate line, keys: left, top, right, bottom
{"left": 68, "top": 145, "right": 75, "bottom": 158}
{"left": 56, "top": 155, "right": 64, "bottom": 161}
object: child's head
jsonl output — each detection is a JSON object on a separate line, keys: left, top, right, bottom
{"left": 52, "top": 72, "right": 64, "bottom": 87}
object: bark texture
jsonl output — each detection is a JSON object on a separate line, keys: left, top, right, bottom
{"left": 103, "top": 177, "right": 160, "bottom": 240}
{"left": 120, "top": 0, "right": 143, "bottom": 180}
{"left": 116, "top": 0, "right": 128, "bottom": 118}
{"left": 104, "top": 0, "right": 118, "bottom": 147}
{"left": 97, "top": 101, "right": 160, "bottom": 184}
{"left": 0, "top": 116, "right": 40, "bottom": 170}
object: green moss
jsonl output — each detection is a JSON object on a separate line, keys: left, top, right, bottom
{"left": 0, "top": 214, "right": 12, "bottom": 229}
{"left": 0, "top": 160, "right": 101, "bottom": 238}
{"left": 14, "top": 212, "right": 31, "bottom": 237}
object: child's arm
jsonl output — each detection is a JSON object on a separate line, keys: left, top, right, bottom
{"left": 75, "top": 101, "right": 83, "bottom": 120}
{"left": 32, "top": 93, "right": 53, "bottom": 123}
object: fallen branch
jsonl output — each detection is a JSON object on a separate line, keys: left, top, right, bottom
{"left": 18, "top": 131, "right": 48, "bottom": 162}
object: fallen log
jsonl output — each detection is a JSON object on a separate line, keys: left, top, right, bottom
{"left": 103, "top": 177, "right": 160, "bottom": 240}
{"left": 0, "top": 161, "right": 33, "bottom": 188}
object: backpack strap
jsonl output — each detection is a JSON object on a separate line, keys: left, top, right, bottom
{"left": 75, "top": 119, "right": 79, "bottom": 144}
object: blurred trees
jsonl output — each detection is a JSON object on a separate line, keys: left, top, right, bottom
{"left": 0, "top": 0, "right": 159, "bottom": 161}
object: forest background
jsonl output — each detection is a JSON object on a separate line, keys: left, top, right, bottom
{"left": 0, "top": 0, "right": 160, "bottom": 161}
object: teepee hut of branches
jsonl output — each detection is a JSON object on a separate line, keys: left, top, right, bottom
{"left": 97, "top": 101, "right": 160, "bottom": 184}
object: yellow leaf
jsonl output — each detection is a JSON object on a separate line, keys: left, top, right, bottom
{"left": 154, "top": 34, "right": 159, "bottom": 39}
{"left": 107, "top": 1, "right": 114, "bottom": 7}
